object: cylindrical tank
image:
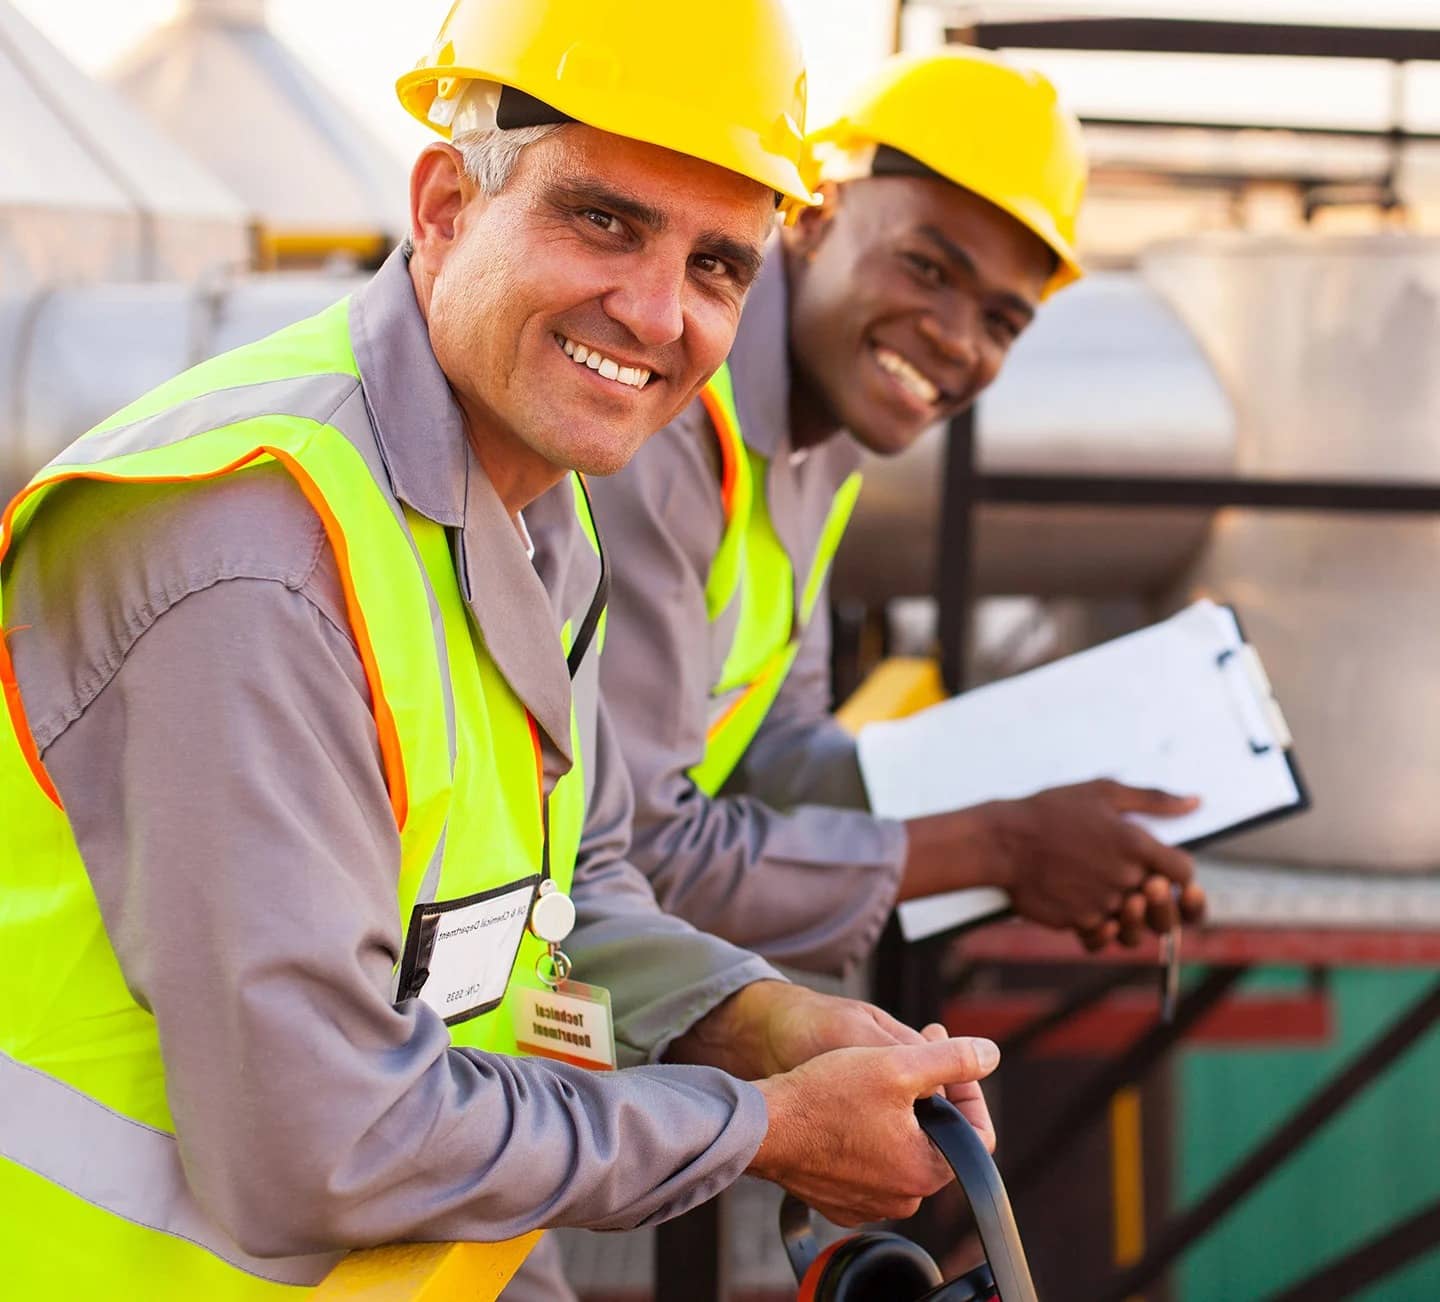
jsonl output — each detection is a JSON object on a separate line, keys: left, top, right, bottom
{"left": 0, "top": 274, "right": 365, "bottom": 499}
{"left": 831, "top": 271, "right": 1237, "bottom": 606}
{"left": 1146, "top": 234, "right": 1440, "bottom": 872}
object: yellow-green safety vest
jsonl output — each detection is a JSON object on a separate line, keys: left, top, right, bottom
{"left": 0, "top": 299, "right": 597, "bottom": 1297}
{"left": 686, "top": 362, "right": 863, "bottom": 797}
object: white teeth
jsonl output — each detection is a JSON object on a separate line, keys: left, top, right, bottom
{"left": 556, "top": 335, "right": 652, "bottom": 389}
{"left": 875, "top": 346, "right": 940, "bottom": 405}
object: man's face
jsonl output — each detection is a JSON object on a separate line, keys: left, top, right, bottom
{"left": 412, "top": 127, "right": 774, "bottom": 483}
{"left": 785, "top": 174, "right": 1055, "bottom": 456}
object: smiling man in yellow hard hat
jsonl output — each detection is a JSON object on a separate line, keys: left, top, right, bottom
{"left": 593, "top": 48, "right": 1208, "bottom": 976}
{"left": 0, "top": 9, "right": 1003, "bottom": 1301}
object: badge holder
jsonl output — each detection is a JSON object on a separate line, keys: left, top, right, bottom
{"left": 513, "top": 881, "right": 617, "bottom": 1071}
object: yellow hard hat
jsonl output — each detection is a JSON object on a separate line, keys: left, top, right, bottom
{"left": 810, "top": 48, "right": 1087, "bottom": 296}
{"left": 398, "top": 0, "right": 817, "bottom": 221}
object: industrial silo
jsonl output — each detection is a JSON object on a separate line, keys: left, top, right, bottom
{"left": 0, "top": 0, "right": 251, "bottom": 290}
{"left": 108, "top": 0, "right": 409, "bottom": 268}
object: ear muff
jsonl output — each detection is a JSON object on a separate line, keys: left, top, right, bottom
{"left": 798, "top": 1230, "right": 943, "bottom": 1302}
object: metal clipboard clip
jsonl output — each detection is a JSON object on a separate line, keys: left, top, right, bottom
{"left": 1216, "top": 643, "right": 1293, "bottom": 754}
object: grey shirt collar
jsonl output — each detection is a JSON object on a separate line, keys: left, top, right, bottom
{"left": 725, "top": 239, "right": 864, "bottom": 599}
{"left": 348, "top": 248, "right": 577, "bottom": 766}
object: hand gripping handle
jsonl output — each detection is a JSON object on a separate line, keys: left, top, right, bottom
{"left": 913, "top": 1094, "right": 1038, "bottom": 1302}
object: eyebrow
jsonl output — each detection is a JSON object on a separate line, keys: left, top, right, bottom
{"left": 547, "top": 175, "right": 764, "bottom": 284}
{"left": 699, "top": 231, "right": 765, "bottom": 284}
{"left": 548, "top": 177, "right": 669, "bottom": 233}
{"left": 917, "top": 224, "right": 1037, "bottom": 322}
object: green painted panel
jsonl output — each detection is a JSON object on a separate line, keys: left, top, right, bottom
{"left": 1177, "top": 969, "right": 1440, "bottom": 1301}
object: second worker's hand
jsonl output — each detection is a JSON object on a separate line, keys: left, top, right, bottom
{"left": 987, "top": 779, "right": 1201, "bottom": 941}
{"left": 748, "top": 1036, "right": 1000, "bottom": 1227}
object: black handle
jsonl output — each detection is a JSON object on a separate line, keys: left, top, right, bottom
{"left": 914, "top": 1094, "right": 1038, "bottom": 1302}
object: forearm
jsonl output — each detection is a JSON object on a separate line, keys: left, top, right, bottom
{"left": 664, "top": 979, "right": 792, "bottom": 1079}
{"left": 898, "top": 801, "right": 1014, "bottom": 902}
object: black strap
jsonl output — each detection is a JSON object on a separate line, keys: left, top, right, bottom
{"left": 870, "top": 143, "right": 949, "bottom": 184}
{"left": 779, "top": 1193, "right": 819, "bottom": 1283}
{"left": 566, "top": 474, "right": 610, "bottom": 680}
{"left": 496, "top": 86, "right": 576, "bottom": 130}
{"left": 914, "top": 1095, "right": 1038, "bottom": 1302}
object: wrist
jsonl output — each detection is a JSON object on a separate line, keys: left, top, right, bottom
{"left": 899, "top": 804, "right": 1014, "bottom": 901}
{"left": 667, "top": 979, "right": 790, "bottom": 1078}
{"left": 746, "top": 1072, "right": 800, "bottom": 1181}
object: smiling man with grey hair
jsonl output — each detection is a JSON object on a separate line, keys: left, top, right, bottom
{"left": 0, "top": 5, "right": 1002, "bottom": 1301}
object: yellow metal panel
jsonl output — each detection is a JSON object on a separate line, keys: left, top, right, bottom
{"left": 313, "top": 1232, "right": 542, "bottom": 1302}
{"left": 1108, "top": 1088, "right": 1146, "bottom": 1270}
{"left": 834, "top": 657, "right": 947, "bottom": 734}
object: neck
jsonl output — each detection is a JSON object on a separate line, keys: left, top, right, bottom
{"left": 781, "top": 243, "right": 844, "bottom": 452}
{"left": 464, "top": 419, "right": 567, "bottom": 517}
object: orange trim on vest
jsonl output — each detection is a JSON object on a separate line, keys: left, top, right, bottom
{"left": 0, "top": 450, "right": 413, "bottom": 830}
{"left": 698, "top": 385, "right": 741, "bottom": 522}
{"left": 526, "top": 712, "right": 544, "bottom": 816}
{"left": 704, "top": 654, "right": 783, "bottom": 747}
{"left": 797, "top": 1235, "right": 851, "bottom": 1302}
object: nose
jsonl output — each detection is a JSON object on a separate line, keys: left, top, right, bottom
{"left": 602, "top": 254, "right": 687, "bottom": 349}
{"left": 918, "top": 295, "right": 981, "bottom": 370}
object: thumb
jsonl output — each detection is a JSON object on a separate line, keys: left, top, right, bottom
{"left": 1109, "top": 784, "right": 1200, "bottom": 816}
{"left": 895, "top": 1036, "right": 1000, "bottom": 1095}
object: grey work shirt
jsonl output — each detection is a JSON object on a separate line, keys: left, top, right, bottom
{"left": 590, "top": 246, "right": 908, "bottom": 976}
{"left": 3, "top": 249, "right": 780, "bottom": 1266}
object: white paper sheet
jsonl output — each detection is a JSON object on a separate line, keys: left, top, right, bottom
{"left": 858, "top": 601, "right": 1303, "bottom": 940}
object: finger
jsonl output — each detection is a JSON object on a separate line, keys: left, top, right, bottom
{"left": 1179, "top": 881, "right": 1207, "bottom": 922}
{"left": 896, "top": 1036, "right": 1001, "bottom": 1094}
{"left": 921, "top": 1022, "right": 949, "bottom": 1043}
{"left": 1128, "top": 833, "right": 1196, "bottom": 886}
{"left": 1116, "top": 892, "right": 1148, "bottom": 946}
{"left": 1142, "top": 875, "right": 1179, "bottom": 933}
{"left": 1106, "top": 783, "right": 1201, "bottom": 817}
{"left": 867, "top": 1004, "right": 928, "bottom": 1046}
{"left": 1078, "top": 919, "right": 1117, "bottom": 952}
{"left": 941, "top": 1080, "right": 997, "bottom": 1153}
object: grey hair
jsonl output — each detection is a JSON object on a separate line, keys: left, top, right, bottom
{"left": 402, "top": 124, "right": 564, "bottom": 257}
{"left": 453, "top": 124, "right": 564, "bottom": 195}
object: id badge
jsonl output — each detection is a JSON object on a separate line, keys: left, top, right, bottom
{"left": 514, "top": 979, "right": 617, "bottom": 1071}
{"left": 396, "top": 876, "right": 539, "bottom": 1026}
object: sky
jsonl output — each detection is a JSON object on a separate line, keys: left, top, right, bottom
{"left": 11, "top": 0, "right": 1440, "bottom": 166}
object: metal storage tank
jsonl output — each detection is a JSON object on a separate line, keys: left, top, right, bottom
{"left": 1146, "top": 233, "right": 1440, "bottom": 873}
{"left": 0, "top": 0, "right": 251, "bottom": 290}
{"left": 108, "top": 0, "right": 409, "bottom": 267}
{"left": 0, "top": 274, "right": 363, "bottom": 501}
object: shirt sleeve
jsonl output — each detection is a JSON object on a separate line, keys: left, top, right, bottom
{"left": 9, "top": 477, "right": 767, "bottom": 1259}
{"left": 593, "top": 417, "right": 908, "bottom": 978}
{"left": 566, "top": 697, "right": 785, "bottom": 1067}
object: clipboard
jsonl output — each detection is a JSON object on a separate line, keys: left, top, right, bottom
{"left": 855, "top": 600, "right": 1310, "bottom": 942}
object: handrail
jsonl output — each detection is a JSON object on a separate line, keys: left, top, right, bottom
{"left": 313, "top": 1232, "right": 542, "bottom": 1300}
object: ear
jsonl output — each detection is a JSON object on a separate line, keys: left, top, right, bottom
{"left": 409, "top": 143, "right": 476, "bottom": 265}
{"left": 784, "top": 180, "right": 842, "bottom": 262}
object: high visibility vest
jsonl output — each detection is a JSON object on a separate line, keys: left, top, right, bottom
{"left": 0, "top": 299, "right": 597, "bottom": 1297}
{"left": 687, "top": 362, "right": 863, "bottom": 797}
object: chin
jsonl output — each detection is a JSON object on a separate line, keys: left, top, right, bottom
{"left": 850, "top": 415, "right": 932, "bottom": 459}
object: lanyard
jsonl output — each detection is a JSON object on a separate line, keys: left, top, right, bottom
{"left": 526, "top": 472, "right": 609, "bottom": 886}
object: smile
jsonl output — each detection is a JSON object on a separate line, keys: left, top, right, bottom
{"left": 555, "top": 334, "right": 653, "bottom": 391}
{"left": 872, "top": 343, "right": 941, "bottom": 407}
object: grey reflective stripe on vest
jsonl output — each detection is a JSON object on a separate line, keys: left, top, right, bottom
{"left": 49, "top": 371, "right": 459, "bottom": 906}
{"left": 0, "top": 1052, "right": 340, "bottom": 1286}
